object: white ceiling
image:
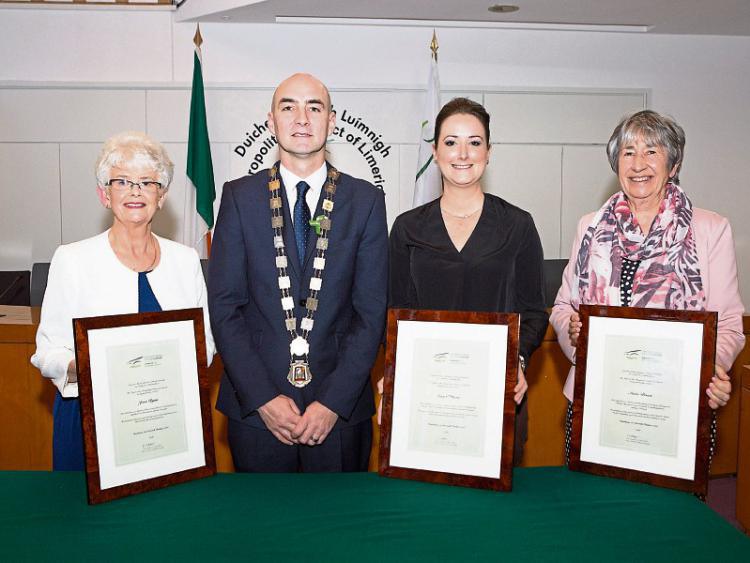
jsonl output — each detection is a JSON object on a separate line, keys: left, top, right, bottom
{"left": 176, "top": 0, "right": 750, "bottom": 36}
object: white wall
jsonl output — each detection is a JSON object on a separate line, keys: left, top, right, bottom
{"left": 1, "top": 7, "right": 749, "bottom": 303}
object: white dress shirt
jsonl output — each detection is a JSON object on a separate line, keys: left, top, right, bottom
{"left": 279, "top": 163, "right": 327, "bottom": 225}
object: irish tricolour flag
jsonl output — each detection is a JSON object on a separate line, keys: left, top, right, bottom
{"left": 184, "top": 25, "right": 216, "bottom": 258}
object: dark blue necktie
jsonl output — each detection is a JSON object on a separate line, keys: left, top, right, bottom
{"left": 294, "top": 181, "right": 311, "bottom": 263}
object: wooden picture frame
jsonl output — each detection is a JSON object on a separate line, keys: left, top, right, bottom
{"left": 569, "top": 304, "right": 717, "bottom": 495}
{"left": 74, "top": 308, "right": 216, "bottom": 504}
{"left": 379, "top": 308, "right": 520, "bottom": 492}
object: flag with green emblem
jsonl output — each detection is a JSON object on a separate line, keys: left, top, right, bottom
{"left": 412, "top": 31, "right": 442, "bottom": 208}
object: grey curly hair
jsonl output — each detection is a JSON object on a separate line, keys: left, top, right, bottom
{"left": 606, "top": 110, "right": 685, "bottom": 184}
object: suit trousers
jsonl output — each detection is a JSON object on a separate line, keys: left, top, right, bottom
{"left": 228, "top": 418, "right": 372, "bottom": 473}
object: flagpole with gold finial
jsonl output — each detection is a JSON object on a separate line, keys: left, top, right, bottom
{"left": 193, "top": 23, "right": 211, "bottom": 256}
{"left": 194, "top": 24, "right": 211, "bottom": 254}
{"left": 186, "top": 22, "right": 216, "bottom": 258}
{"left": 413, "top": 30, "right": 442, "bottom": 207}
{"left": 194, "top": 23, "right": 203, "bottom": 49}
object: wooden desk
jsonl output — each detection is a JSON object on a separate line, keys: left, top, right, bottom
{"left": 0, "top": 307, "right": 235, "bottom": 472}
{"left": 737, "top": 364, "right": 750, "bottom": 532}
{"left": 372, "top": 320, "right": 750, "bottom": 470}
{"left": 4, "top": 309, "right": 749, "bottom": 477}
{"left": 0, "top": 306, "right": 54, "bottom": 470}
{"left": 713, "top": 316, "right": 750, "bottom": 476}
{"left": 521, "top": 318, "right": 750, "bottom": 472}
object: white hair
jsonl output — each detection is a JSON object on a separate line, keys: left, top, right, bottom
{"left": 95, "top": 131, "right": 174, "bottom": 189}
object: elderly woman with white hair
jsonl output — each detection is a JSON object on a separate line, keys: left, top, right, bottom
{"left": 551, "top": 110, "right": 745, "bottom": 464}
{"left": 31, "top": 131, "right": 214, "bottom": 471}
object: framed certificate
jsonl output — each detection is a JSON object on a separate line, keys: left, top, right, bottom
{"left": 74, "top": 308, "right": 216, "bottom": 504}
{"left": 569, "top": 305, "right": 717, "bottom": 495}
{"left": 379, "top": 308, "right": 519, "bottom": 491}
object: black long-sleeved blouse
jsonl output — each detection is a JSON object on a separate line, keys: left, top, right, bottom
{"left": 388, "top": 194, "right": 549, "bottom": 363}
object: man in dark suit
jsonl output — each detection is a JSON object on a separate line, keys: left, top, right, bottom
{"left": 208, "top": 73, "right": 388, "bottom": 472}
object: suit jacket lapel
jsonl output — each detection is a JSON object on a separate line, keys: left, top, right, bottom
{"left": 302, "top": 193, "right": 324, "bottom": 272}
{"left": 301, "top": 162, "right": 339, "bottom": 273}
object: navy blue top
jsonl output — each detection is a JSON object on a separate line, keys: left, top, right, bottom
{"left": 138, "top": 271, "right": 162, "bottom": 313}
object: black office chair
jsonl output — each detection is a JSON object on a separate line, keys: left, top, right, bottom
{"left": 30, "top": 263, "right": 51, "bottom": 307}
{"left": 543, "top": 259, "right": 569, "bottom": 308}
{"left": 30, "top": 261, "right": 209, "bottom": 308}
{"left": 0, "top": 271, "right": 31, "bottom": 306}
{"left": 200, "top": 259, "right": 209, "bottom": 282}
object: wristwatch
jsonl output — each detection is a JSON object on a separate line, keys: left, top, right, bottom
{"left": 519, "top": 355, "right": 527, "bottom": 372}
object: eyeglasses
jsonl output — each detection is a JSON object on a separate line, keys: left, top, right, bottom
{"left": 106, "top": 178, "right": 163, "bottom": 193}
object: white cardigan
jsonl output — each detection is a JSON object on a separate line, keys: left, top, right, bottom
{"left": 31, "top": 231, "right": 215, "bottom": 398}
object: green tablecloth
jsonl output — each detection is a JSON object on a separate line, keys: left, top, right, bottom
{"left": 1, "top": 467, "right": 747, "bottom": 561}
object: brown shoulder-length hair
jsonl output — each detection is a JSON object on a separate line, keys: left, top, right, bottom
{"left": 433, "top": 97, "right": 491, "bottom": 146}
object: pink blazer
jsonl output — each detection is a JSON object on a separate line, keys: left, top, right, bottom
{"left": 550, "top": 207, "right": 746, "bottom": 401}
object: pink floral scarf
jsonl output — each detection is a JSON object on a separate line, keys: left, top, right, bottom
{"left": 572, "top": 182, "right": 705, "bottom": 311}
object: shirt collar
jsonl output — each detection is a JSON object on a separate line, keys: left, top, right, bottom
{"left": 280, "top": 162, "right": 327, "bottom": 196}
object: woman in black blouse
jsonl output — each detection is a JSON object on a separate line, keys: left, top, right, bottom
{"left": 387, "top": 98, "right": 549, "bottom": 461}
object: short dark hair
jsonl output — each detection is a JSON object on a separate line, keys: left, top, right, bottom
{"left": 607, "top": 110, "right": 686, "bottom": 183}
{"left": 434, "top": 97, "right": 491, "bottom": 145}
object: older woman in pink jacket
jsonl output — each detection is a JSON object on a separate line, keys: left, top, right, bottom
{"left": 551, "top": 110, "right": 745, "bottom": 462}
